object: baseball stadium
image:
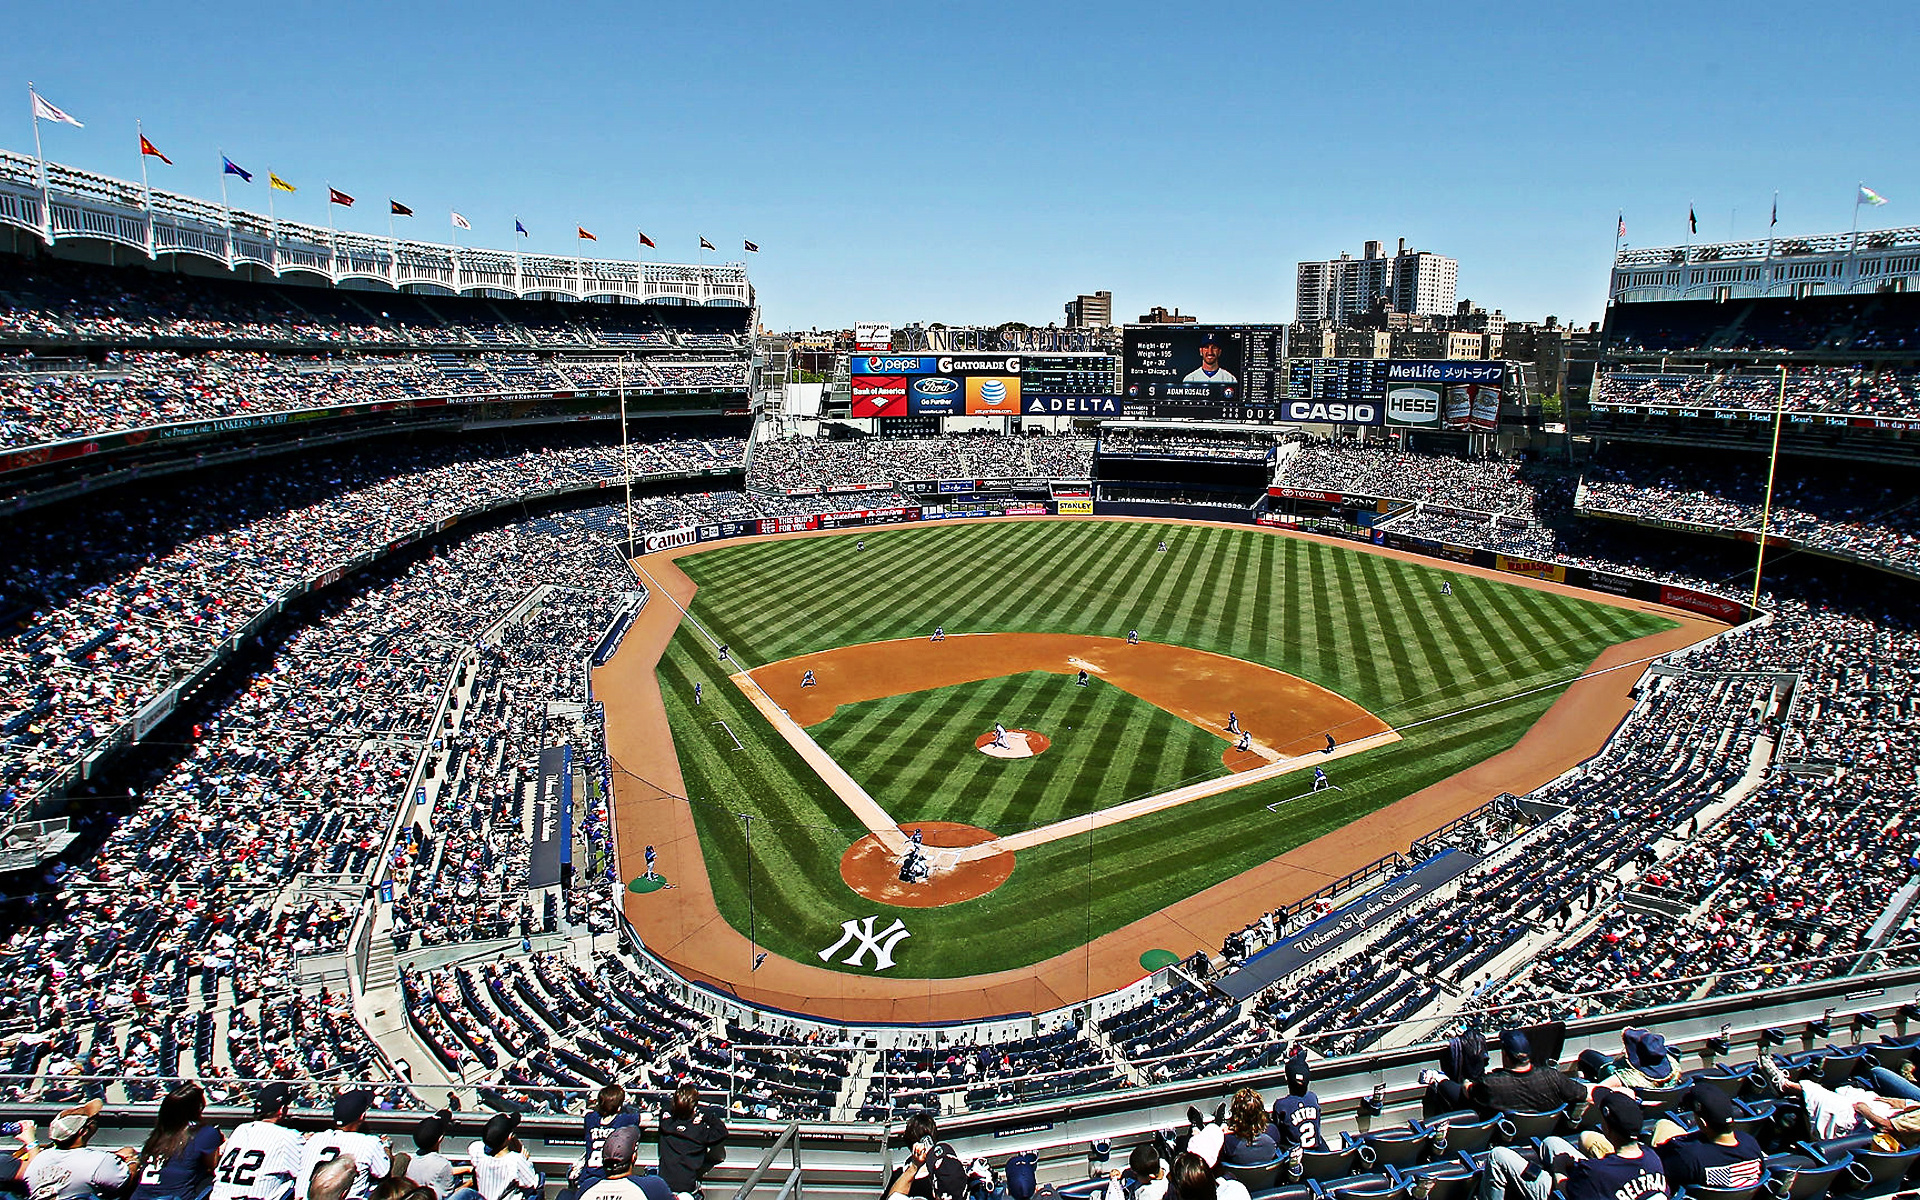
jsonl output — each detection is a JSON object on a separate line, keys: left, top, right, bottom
{"left": 3, "top": 47, "right": 1920, "bottom": 1200}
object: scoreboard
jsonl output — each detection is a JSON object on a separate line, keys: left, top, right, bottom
{"left": 849, "top": 352, "right": 1120, "bottom": 417}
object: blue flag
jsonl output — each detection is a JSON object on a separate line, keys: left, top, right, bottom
{"left": 222, "top": 156, "right": 253, "bottom": 183}
{"left": 515, "top": 219, "right": 528, "bottom": 236}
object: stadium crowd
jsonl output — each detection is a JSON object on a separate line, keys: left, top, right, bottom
{"left": 1596, "top": 367, "right": 1920, "bottom": 418}
{"left": 747, "top": 435, "right": 1093, "bottom": 493}
{"left": 1273, "top": 441, "right": 1538, "bottom": 518}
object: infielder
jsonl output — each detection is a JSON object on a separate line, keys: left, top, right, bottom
{"left": 801, "top": 669, "right": 817, "bottom": 687}
{"left": 1126, "top": 629, "right": 1139, "bottom": 645}
{"left": 1226, "top": 711, "right": 1239, "bottom": 735}
{"left": 1236, "top": 730, "right": 1252, "bottom": 753}
{"left": 1076, "top": 669, "right": 1090, "bottom": 687}
{"left": 1312, "top": 767, "right": 1331, "bottom": 792}
{"left": 991, "top": 723, "right": 1009, "bottom": 749}
{"left": 931, "top": 626, "right": 945, "bottom": 642}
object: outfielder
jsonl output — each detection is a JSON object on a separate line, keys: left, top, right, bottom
{"left": 1441, "top": 581, "right": 1452, "bottom": 595}
{"left": 694, "top": 682, "right": 702, "bottom": 706}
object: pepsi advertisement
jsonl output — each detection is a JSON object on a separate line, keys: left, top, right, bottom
{"left": 849, "top": 353, "right": 1113, "bottom": 417}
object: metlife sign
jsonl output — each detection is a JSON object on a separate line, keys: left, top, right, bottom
{"left": 1384, "top": 360, "right": 1505, "bottom": 385}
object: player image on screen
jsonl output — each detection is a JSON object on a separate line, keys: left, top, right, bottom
{"left": 1183, "top": 332, "right": 1238, "bottom": 384}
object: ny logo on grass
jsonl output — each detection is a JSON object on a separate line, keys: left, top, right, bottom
{"left": 819, "top": 915, "right": 911, "bottom": 971}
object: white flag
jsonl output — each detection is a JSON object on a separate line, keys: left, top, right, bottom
{"left": 450, "top": 211, "right": 471, "bottom": 230}
{"left": 30, "top": 90, "right": 83, "bottom": 128}
{"left": 1859, "top": 185, "right": 1889, "bottom": 207}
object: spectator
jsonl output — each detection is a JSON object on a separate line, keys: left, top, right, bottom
{"left": 213, "top": 1085, "right": 303, "bottom": 1200}
{"left": 572, "top": 1086, "right": 638, "bottom": 1200}
{"left": 1609, "top": 1028, "right": 1678, "bottom": 1091}
{"left": 1649, "top": 1086, "right": 1763, "bottom": 1191}
{"left": 655, "top": 1085, "right": 725, "bottom": 1200}
{"left": 400, "top": 1113, "right": 459, "bottom": 1200}
{"left": 465, "top": 1115, "right": 537, "bottom": 1200}
{"left": 1219, "top": 1089, "right": 1275, "bottom": 1166}
{"left": 297, "top": 1092, "right": 389, "bottom": 1200}
{"left": 1268, "top": 1055, "right": 1324, "bottom": 1160}
{"left": 577, "top": 1129, "right": 668, "bottom": 1200}
{"left": 25, "top": 1100, "right": 134, "bottom": 1200}
{"left": 130, "top": 1083, "right": 223, "bottom": 1200}
{"left": 1169, "top": 1128, "right": 1248, "bottom": 1200}
{"left": 306, "top": 1161, "right": 358, "bottom": 1200}
{"left": 881, "top": 1113, "right": 966, "bottom": 1200}
{"left": 1464, "top": 1031, "right": 1591, "bottom": 1117}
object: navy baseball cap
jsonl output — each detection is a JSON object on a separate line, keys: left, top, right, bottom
{"left": 332, "top": 1089, "right": 374, "bottom": 1126}
{"left": 256, "top": 1082, "right": 292, "bottom": 1117}
{"left": 1596, "top": 1089, "right": 1644, "bottom": 1140}
{"left": 1687, "top": 1084, "right": 1734, "bottom": 1132}
{"left": 1499, "top": 1029, "right": 1532, "bottom": 1060}
{"left": 1285, "top": 1055, "right": 1311, "bottom": 1087}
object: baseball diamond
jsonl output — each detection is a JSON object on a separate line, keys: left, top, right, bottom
{"left": 599, "top": 517, "right": 1723, "bottom": 1020}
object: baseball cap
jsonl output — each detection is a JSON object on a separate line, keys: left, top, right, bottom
{"left": 256, "top": 1082, "right": 291, "bottom": 1117}
{"left": 48, "top": 1099, "right": 103, "bottom": 1143}
{"left": 1499, "top": 1029, "right": 1532, "bottom": 1061}
{"left": 1187, "top": 1125, "right": 1225, "bottom": 1168}
{"left": 601, "top": 1125, "right": 640, "bottom": 1168}
{"left": 1687, "top": 1084, "right": 1735, "bottom": 1132}
{"left": 483, "top": 1111, "right": 521, "bottom": 1152}
{"left": 1622, "top": 1028, "right": 1670, "bottom": 1073}
{"left": 1595, "top": 1088, "right": 1644, "bottom": 1140}
{"left": 1285, "top": 1055, "right": 1312, "bottom": 1087}
{"left": 414, "top": 1109, "right": 451, "bottom": 1150}
{"left": 332, "top": 1089, "right": 375, "bottom": 1126}
{"left": 1197, "top": 332, "right": 1224, "bottom": 347}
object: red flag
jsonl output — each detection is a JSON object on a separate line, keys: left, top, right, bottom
{"left": 329, "top": 187, "right": 355, "bottom": 207}
{"left": 578, "top": 226, "right": 597, "bottom": 241}
{"left": 637, "top": 230, "right": 656, "bottom": 249}
{"left": 139, "top": 134, "right": 172, "bottom": 165}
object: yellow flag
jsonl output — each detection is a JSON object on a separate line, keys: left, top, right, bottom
{"left": 269, "top": 173, "right": 296, "bottom": 193}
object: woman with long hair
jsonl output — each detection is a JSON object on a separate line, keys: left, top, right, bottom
{"left": 1221, "top": 1089, "right": 1277, "bottom": 1166}
{"left": 131, "top": 1083, "right": 223, "bottom": 1200}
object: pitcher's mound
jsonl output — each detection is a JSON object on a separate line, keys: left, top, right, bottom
{"left": 841, "top": 822, "right": 1013, "bottom": 907}
{"left": 975, "top": 729, "right": 1051, "bottom": 758}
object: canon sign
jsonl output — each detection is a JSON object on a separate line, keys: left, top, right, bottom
{"left": 1387, "top": 386, "right": 1440, "bottom": 425}
{"left": 1283, "top": 400, "right": 1382, "bottom": 426}
{"left": 644, "top": 525, "right": 699, "bottom": 554}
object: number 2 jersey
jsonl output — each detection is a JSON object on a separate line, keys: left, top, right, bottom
{"left": 210, "top": 1121, "right": 305, "bottom": 1200}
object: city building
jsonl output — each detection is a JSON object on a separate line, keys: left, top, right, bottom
{"left": 1295, "top": 238, "right": 1459, "bottom": 323}
{"left": 1390, "top": 329, "right": 1484, "bottom": 360}
{"left": 1136, "top": 305, "right": 1198, "bottom": 325}
{"left": 1065, "top": 290, "right": 1112, "bottom": 328}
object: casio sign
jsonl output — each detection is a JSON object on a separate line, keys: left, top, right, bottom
{"left": 1285, "top": 401, "right": 1378, "bottom": 423}
{"left": 1387, "top": 387, "right": 1440, "bottom": 424}
{"left": 914, "top": 377, "right": 959, "bottom": 396}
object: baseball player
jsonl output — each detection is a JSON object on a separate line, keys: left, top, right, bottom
{"left": 1126, "top": 629, "right": 1139, "bottom": 645}
{"left": 1236, "top": 730, "right": 1252, "bottom": 753}
{"left": 1076, "top": 669, "right": 1089, "bottom": 687}
{"left": 1324, "top": 733, "right": 1336, "bottom": 753}
{"left": 931, "top": 626, "right": 945, "bottom": 642}
{"left": 694, "top": 682, "right": 702, "bottom": 706}
{"left": 1157, "top": 540, "right": 1168, "bottom": 553}
{"left": 1441, "top": 580, "right": 1452, "bottom": 595}
{"left": 1226, "top": 711, "right": 1240, "bottom": 735}
{"left": 717, "top": 644, "right": 730, "bottom": 662}
{"left": 991, "top": 723, "right": 1009, "bottom": 749}
{"left": 644, "top": 845, "right": 657, "bottom": 879}
{"left": 1312, "top": 767, "right": 1330, "bottom": 792}
{"left": 911, "top": 827, "right": 924, "bottom": 846}
{"left": 856, "top": 539, "right": 865, "bottom": 551}
{"left": 801, "top": 669, "right": 817, "bottom": 688}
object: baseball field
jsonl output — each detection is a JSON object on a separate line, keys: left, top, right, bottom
{"left": 607, "top": 518, "right": 1700, "bottom": 994}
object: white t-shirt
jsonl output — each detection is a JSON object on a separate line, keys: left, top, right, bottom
{"left": 404, "top": 1152, "right": 459, "bottom": 1199}
{"left": 27, "top": 1147, "right": 130, "bottom": 1200}
{"left": 296, "top": 1130, "right": 390, "bottom": 1200}
{"left": 212, "top": 1121, "right": 305, "bottom": 1200}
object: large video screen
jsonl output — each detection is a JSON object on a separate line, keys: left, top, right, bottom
{"left": 849, "top": 353, "right": 1118, "bottom": 418}
{"left": 1383, "top": 361, "right": 1506, "bottom": 430}
{"left": 1122, "top": 326, "right": 1285, "bottom": 419}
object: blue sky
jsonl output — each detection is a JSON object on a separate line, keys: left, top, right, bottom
{"left": 5, "top": 1, "right": 1915, "bottom": 330}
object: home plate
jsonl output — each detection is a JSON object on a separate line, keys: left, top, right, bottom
{"left": 975, "top": 729, "right": 1052, "bottom": 759}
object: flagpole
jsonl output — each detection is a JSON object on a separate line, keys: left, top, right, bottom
{"left": 1766, "top": 190, "right": 1777, "bottom": 262}
{"left": 268, "top": 168, "right": 278, "bottom": 255}
{"left": 28, "top": 83, "right": 50, "bottom": 242}
{"left": 1750, "top": 364, "right": 1788, "bottom": 610}
{"left": 137, "top": 119, "right": 154, "bottom": 259}
{"left": 1850, "top": 182, "right": 1864, "bottom": 262}
{"left": 1610, "top": 212, "right": 1622, "bottom": 303}
{"left": 325, "top": 179, "right": 337, "bottom": 271}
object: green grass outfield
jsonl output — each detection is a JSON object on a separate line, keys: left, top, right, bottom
{"left": 643, "top": 520, "right": 1673, "bottom": 979}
